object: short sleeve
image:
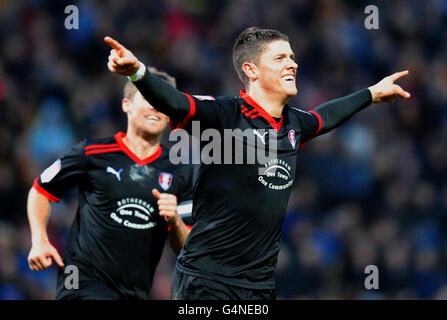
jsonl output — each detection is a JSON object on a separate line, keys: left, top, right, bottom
{"left": 33, "top": 140, "right": 86, "bottom": 202}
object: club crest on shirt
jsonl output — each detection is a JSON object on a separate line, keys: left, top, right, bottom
{"left": 158, "top": 172, "right": 173, "bottom": 191}
{"left": 41, "top": 159, "right": 61, "bottom": 183}
{"left": 288, "top": 130, "right": 296, "bottom": 149}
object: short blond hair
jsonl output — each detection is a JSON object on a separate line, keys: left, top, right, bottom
{"left": 123, "top": 66, "right": 177, "bottom": 101}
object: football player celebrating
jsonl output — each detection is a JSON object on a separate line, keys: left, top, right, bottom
{"left": 27, "top": 69, "right": 195, "bottom": 300}
{"left": 104, "top": 27, "right": 410, "bottom": 299}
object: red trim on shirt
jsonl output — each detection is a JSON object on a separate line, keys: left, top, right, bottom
{"left": 240, "top": 105, "right": 263, "bottom": 119}
{"left": 298, "top": 142, "right": 308, "bottom": 150}
{"left": 170, "top": 93, "right": 197, "bottom": 130}
{"left": 33, "top": 178, "right": 60, "bottom": 202}
{"left": 85, "top": 144, "right": 119, "bottom": 150}
{"left": 309, "top": 110, "right": 323, "bottom": 137}
{"left": 240, "top": 90, "right": 283, "bottom": 132}
{"left": 277, "top": 116, "right": 283, "bottom": 129}
{"left": 299, "top": 110, "right": 323, "bottom": 150}
{"left": 114, "top": 132, "right": 162, "bottom": 166}
{"left": 85, "top": 147, "right": 122, "bottom": 155}
{"left": 246, "top": 109, "right": 258, "bottom": 116}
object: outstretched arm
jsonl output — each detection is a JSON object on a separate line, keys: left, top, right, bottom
{"left": 105, "top": 36, "right": 239, "bottom": 131}
{"left": 312, "top": 71, "right": 411, "bottom": 135}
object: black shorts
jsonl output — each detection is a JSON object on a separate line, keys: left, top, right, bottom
{"left": 55, "top": 265, "right": 120, "bottom": 300}
{"left": 56, "top": 279, "right": 120, "bottom": 300}
{"left": 171, "top": 267, "right": 276, "bottom": 300}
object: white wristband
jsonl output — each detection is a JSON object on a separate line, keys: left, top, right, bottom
{"left": 127, "top": 61, "right": 146, "bottom": 82}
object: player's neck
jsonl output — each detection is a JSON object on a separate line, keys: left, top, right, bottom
{"left": 122, "top": 130, "right": 161, "bottom": 159}
{"left": 246, "top": 87, "right": 288, "bottom": 118}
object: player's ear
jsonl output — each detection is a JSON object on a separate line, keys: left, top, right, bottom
{"left": 242, "top": 62, "right": 258, "bottom": 81}
{"left": 122, "top": 98, "right": 131, "bottom": 114}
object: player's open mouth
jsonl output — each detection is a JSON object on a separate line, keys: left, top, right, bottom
{"left": 146, "top": 116, "right": 160, "bottom": 121}
{"left": 282, "top": 75, "right": 295, "bottom": 82}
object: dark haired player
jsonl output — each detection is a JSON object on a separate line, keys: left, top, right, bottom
{"left": 27, "top": 69, "right": 195, "bottom": 300}
{"left": 104, "top": 26, "right": 411, "bottom": 299}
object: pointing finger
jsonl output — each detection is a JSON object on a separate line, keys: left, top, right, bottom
{"left": 104, "top": 36, "right": 126, "bottom": 54}
{"left": 391, "top": 70, "right": 409, "bottom": 82}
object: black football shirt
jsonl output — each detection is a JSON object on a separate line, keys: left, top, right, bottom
{"left": 34, "top": 132, "right": 195, "bottom": 299}
{"left": 135, "top": 73, "right": 372, "bottom": 290}
{"left": 168, "top": 91, "right": 322, "bottom": 289}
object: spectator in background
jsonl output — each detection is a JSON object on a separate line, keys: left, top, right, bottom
{"left": 0, "top": 0, "right": 446, "bottom": 299}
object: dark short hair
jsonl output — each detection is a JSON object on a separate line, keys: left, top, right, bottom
{"left": 233, "top": 26, "right": 289, "bottom": 87}
{"left": 123, "top": 66, "right": 177, "bottom": 101}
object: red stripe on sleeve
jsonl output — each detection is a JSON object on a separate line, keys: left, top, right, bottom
{"left": 85, "top": 147, "right": 122, "bottom": 155}
{"left": 85, "top": 144, "right": 119, "bottom": 150}
{"left": 309, "top": 110, "right": 323, "bottom": 137}
{"left": 171, "top": 93, "right": 196, "bottom": 130}
{"left": 298, "top": 142, "right": 308, "bottom": 150}
{"left": 299, "top": 110, "right": 323, "bottom": 150}
{"left": 33, "top": 178, "right": 61, "bottom": 202}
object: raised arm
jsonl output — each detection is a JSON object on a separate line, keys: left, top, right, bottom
{"left": 104, "top": 36, "right": 191, "bottom": 121}
{"left": 105, "top": 36, "right": 240, "bottom": 132}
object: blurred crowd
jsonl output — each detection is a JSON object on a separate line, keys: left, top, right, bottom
{"left": 0, "top": 0, "right": 446, "bottom": 299}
